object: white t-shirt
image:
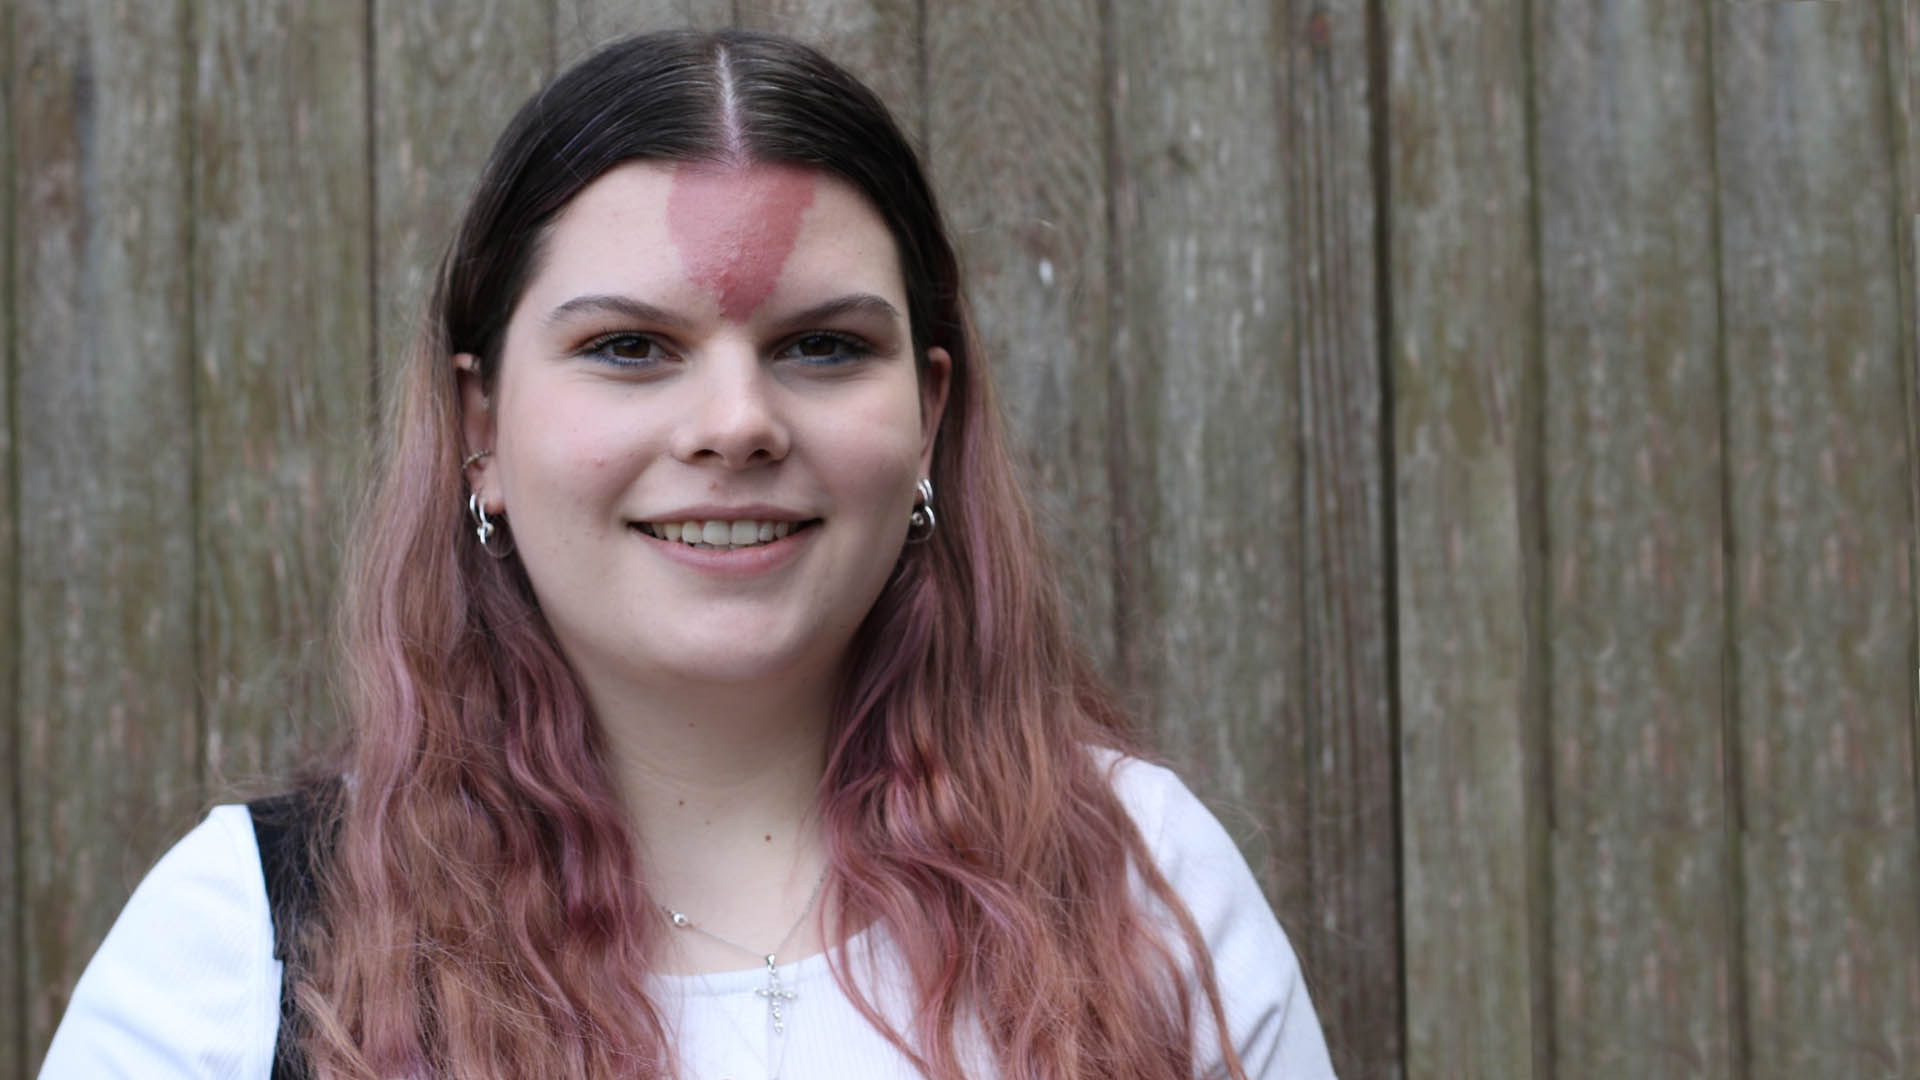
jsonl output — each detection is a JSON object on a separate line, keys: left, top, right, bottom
{"left": 38, "top": 757, "right": 1336, "bottom": 1079}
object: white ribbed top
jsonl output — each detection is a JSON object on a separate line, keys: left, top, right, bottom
{"left": 38, "top": 756, "right": 1336, "bottom": 1079}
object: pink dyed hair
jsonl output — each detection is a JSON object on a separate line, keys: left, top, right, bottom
{"left": 291, "top": 29, "right": 1249, "bottom": 1079}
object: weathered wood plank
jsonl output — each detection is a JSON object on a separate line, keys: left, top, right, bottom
{"left": 194, "top": 0, "right": 370, "bottom": 786}
{"left": 1712, "top": 4, "right": 1920, "bottom": 1076}
{"left": 1534, "top": 3, "right": 1731, "bottom": 1076}
{"left": 13, "top": 0, "right": 197, "bottom": 1065}
{"left": 373, "top": 1, "right": 550, "bottom": 403}
{"left": 1285, "top": 3, "right": 1399, "bottom": 1077}
{"left": 734, "top": 0, "right": 921, "bottom": 143}
{"left": 1, "top": 3, "right": 19, "bottom": 1076}
{"left": 1888, "top": 16, "right": 1920, "bottom": 1061}
{"left": 923, "top": 0, "right": 1114, "bottom": 675}
{"left": 1108, "top": 0, "right": 1310, "bottom": 1028}
{"left": 1384, "top": 0, "right": 1543, "bottom": 1074}
{"left": 555, "top": 0, "right": 732, "bottom": 69}
{"left": 1904, "top": 0, "right": 1919, "bottom": 223}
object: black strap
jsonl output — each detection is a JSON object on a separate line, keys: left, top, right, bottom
{"left": 249, "top": 789, "right": 325, "bottom": 1080}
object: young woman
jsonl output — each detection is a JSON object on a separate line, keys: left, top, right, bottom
{"left": 41, "top": 29, "right": 1334, "bottom": 1080}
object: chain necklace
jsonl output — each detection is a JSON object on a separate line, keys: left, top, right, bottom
{"left": 661, "top": 869, "right": 828, "bottom": 1043}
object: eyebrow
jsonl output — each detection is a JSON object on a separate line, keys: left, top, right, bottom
{"left": 543, "top": 294, "right": 691, "bottom": 331}
{"left": 541, "top": 292, "right": 902, "bottom": 332}
{"left": 771, "top": 293, "right": 903, "bottom": 331}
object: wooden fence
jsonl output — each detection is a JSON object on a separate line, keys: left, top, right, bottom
{"left": 6, "top": 1, "right": 1918, "bottom": 1077}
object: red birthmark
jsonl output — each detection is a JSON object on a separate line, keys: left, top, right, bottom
{"left": 666, "top": 163, "right": 818, "bottom": 321}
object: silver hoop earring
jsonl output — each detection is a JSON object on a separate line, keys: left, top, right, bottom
{"left": 906, "top": 476, "right": 936, "bottom": 543}
{"left": 467, "top": 491, "right": 513, "bottom": 559}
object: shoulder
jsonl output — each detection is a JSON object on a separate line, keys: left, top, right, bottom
{"left": 1095, "top": 751, "right": 1339, "bottom": 1079}
{"left": 1095, "top": 750, "right": 1265, "bottom": 908}
{"left": 37, "top": 805, "right": 281, "bottom": 1080}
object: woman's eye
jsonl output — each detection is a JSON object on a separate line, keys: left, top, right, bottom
{"left": 582, "top": 333, "right": 669, "bottom": 368}
{"left": 781, "top": 332, "right": 871, "bottom": 366}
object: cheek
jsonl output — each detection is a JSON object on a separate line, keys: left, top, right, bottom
{"left": 826, "top": 401, "right": 928, "bottom": 510}
{"left": 497, "top": 399, "right": 638, "bottom": 501}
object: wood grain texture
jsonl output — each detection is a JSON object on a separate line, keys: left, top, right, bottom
{"left": 1712, "top": 3, "right": 1920, "bottom": 1076}
{"left": 554, "top": 0, "right": 732, "bottom": 69}
{"left": 194, "top": 0, "right": 370, "bottom": 787}
{"left": 1906, "top": 0, "right": 1920, "bottom": 223}
{"left": 1285, "top": 2, "right": 1398, "bottom": 1076}
{"left": 1889, "top": 15, "right": 1920, "bottom": 1054}
{"left": 922, "top": 0, "right": 1114, "bottom": 673}
{"left": 734, "top": 0, "right": 921, "bottom": 143}
{"left": 12, "top": 0, "right": 197, "bottom": 1066}
{"left": 1, "top": 3, "right": 18, "bottom": 1076}
{"left": 14, "top": 6, "right": 1920, "bottom": 1078}
{"left": 1534, "top": 2, "right": 1731, "bottom": 1075}
{"left": 372, "top": 0, "right": 550, "bottom": 402}
{"left": 1108, "top": 0, "right": 1309, "bottom": 995}
{"left": 1385, "top": 0, "right": 1543, "bottom": 1074}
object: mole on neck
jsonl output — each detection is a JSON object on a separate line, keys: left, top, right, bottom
{"left": 666, "top": 162, "right": 818, "bottom": 321}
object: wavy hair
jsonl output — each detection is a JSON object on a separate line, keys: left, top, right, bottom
{"left": 293, "top": 29, "right": 1247, "bottom": 1079}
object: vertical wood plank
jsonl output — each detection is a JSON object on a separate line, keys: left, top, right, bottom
{"left": 1906, "top": 0, "right": 1919, "bottom": 223}
{"left": 1713, "top": 4, "right": 1920, "bottom": 1076}
{"left": 372, "top": 1, "right": 551, "bottom": 402}
{"left": 1897, "top": 0, "right": 1918, "bottom": 227}
{"left": 0, "top": 2, "right": 18, "bottom": 1074}
{"left": 1385, "top": 0, "right": 1542, "bottom": 1074}
{"left": 734, "top": 0, "right": 921, "bottom": 142}
{"left": 1889, "top": 14, "right": 1920, "bottom": 1060}
{"left": 1288, "top": 3, "right": 1399, "bottom": 1076}
{"left": 195, "top": 0, "right": 370, "bottom": 786}
{"left": 1534, "top": 2, "right": 1731, "bottom": 1076}
{"left": 923, "top": 1, "right": 1114, "bottom": 673}
{"left": 13, "top": 0, "right": 196, "bottom": 1064}
{"left": 555, "top": 0, "right": 733, "bottom": 69}
{"left": 1109, "top": 0, "right": 1309, "bottom": 1007}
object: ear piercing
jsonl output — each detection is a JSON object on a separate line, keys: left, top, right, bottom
{"left": 906, "top": 477, "right": 936, "bottom": 542}
{"left": 466, "top": 491, "right": 513, "bottom": 559}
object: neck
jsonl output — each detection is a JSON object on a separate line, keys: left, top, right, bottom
{"left": 587, "top": 670, "right": 837, "bottom": 967}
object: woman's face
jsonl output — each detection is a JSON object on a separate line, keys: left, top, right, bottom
{"left": 460, "top": 161, "right": 948, "bottom": 703}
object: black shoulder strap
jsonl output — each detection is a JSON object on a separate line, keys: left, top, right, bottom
{"left": 248, "top": 789, "right": 325, "bottom": 1080}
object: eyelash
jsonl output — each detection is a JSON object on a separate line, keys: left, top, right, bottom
{"left": 579, "top": 332, "right": 669, "bottom": 368}
{"left": 575, "top": 330, "right": 876, "bottom": 369}
{"left": 778, "top": 331, "right": 874, "bottom": 366}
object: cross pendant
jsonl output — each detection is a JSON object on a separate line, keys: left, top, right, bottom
{"left": 754, "top": 954, "right": 798, "bottom": 1035}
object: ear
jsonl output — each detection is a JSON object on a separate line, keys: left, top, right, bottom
{"left": 917, "top": 346, "right": 952, "bottom": 475}
{"left": 454, "top": 353, "right": 500, "bottom": 509}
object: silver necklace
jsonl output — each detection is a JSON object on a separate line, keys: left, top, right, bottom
{"left": 661, "top": 870, "right": 828, "bottom": 1039}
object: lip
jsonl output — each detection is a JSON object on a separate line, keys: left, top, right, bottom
{"left": 629, "top": 518, "right": 816, "bottom": 578}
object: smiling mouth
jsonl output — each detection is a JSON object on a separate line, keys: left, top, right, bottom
{"left": 631, "top": 518, "right": 818, "bottom": 550}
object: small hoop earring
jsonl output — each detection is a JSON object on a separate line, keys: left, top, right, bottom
{"left": 467, "top": 491, "right": 514, "bottom": 559}
{"left": 906, "top": 476, "right": 936, "bottom": 543}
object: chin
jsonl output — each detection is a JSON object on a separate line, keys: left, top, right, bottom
{"left": 646, "top": 638, "right": 832, "bottom": 691}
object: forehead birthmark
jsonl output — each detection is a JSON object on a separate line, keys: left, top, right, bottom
{"left": 666, "top": 163, "right": 818, "bottom": 321}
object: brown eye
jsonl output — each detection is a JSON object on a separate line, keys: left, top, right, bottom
{"left": 584, "top": 333, "right": 668, "bottom": 368}
{"left": 780, "top": 332, "right": 870, "bottom": 366}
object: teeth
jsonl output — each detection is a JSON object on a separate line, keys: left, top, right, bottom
{"left": 640, "top": 518, "right": 805, "bottom": 549}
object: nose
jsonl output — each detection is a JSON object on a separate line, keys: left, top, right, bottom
{"left": 669, "top": 346, "right": 791, "bottom": 468}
